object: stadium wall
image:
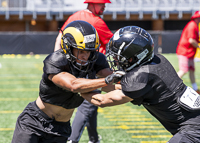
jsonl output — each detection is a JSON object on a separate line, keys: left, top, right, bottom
{"left": 0, "top": 32, "right": 57, "bottom": 54}
{"left": 0, "top": 31, "right": 181, "bottom": 55}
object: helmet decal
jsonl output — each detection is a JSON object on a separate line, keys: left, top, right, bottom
{"left": 137, "top": 49, "right": 149, "bottom": 59}
{"left": 83, "top": 34, "right": 95, "bottom": 43}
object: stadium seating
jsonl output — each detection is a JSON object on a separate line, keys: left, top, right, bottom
{"left": 105, "top": 0, "right": 200, "bottom": 19}
{"left": 0, "top": 0, "right": 199, "bottom": 20}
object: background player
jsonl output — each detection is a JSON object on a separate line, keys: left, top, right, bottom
{"left": 176, "top": 10, "right": 200, "bottom": 94}
{"left": 54, "top": 0, "right": 113, "bottom": 54}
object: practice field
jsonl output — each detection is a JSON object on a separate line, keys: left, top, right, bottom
{"left": 0, "top": 54, "right": 200, "bottom": 143}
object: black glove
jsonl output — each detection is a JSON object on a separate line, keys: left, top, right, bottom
{"left": 105, "top": 71, "right": 126, "bottom": 84}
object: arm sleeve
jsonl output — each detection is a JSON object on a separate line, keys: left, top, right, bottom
{"left": 121, "top": 75, "right": 151, "bottom": 106}
{"left": 121, "top": 70, "right": 150, "bottom": 99}
{"left": 186, "top": 22, "right": 199, "bottom": 40}
{"left": 43, "top": 52, "right": 68, "bottom": 75}
{"left": 94, "top": 18, "right": 113, "bottom": 46}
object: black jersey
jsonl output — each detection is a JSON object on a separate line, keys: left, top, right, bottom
{"left": 39, "top": 49, "right": 109, "bottom": 109}
{"left": 121, "top": 54, "right": 200, "bottom": 135}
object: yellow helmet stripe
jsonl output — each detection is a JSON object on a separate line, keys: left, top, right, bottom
{"left": 63, "top": 27, "right": 85, "bottom": 49}
{"left": 95, "top": 30, "right": 99, "bottom": 49}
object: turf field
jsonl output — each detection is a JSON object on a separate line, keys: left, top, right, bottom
{"left": 0, "top": 54, "right": 200, "bottom": 143}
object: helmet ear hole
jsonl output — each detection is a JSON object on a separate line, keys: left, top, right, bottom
{"left": 129, "top": 56, "right": 137, "bottom": 65}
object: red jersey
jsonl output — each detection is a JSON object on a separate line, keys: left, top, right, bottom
{"left": 176, "top": 20, "right": 199, "bottom": 58}
{"left": 61, "top": 9, "right": 113, "bottom": 54}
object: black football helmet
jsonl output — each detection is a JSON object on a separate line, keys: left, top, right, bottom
{"left": 61, "top": 20, "right": 100, "bottom": 72}
{"left": 107, "top": 26, "right": 154, "bottom": 71}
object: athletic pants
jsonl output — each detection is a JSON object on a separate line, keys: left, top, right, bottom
{"left": 68, "top": 100, "right": 98, "bottom": 143}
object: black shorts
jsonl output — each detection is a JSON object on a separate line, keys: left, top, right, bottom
{"left": 11, "top": 101, "right": 71, "bottom": 143}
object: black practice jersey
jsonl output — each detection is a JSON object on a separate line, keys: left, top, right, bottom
{"left": 39, "top": 49, "right": 109, "bottom": 109}
{"left": 121, "top": 54, "right": 200, "bottom": 135}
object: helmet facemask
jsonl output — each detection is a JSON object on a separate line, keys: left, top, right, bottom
{"left": 106, "top": 48, "right": 129, "bottom": 72}
{"left": 62, "top": 34, "right": 99, "bottom": 73}
{"left": 72, "top": 48, "right": 99, "bottom": 73}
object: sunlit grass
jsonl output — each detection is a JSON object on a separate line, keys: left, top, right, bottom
{"left": 0, "top": 54, "right": 199, "bottom": 143}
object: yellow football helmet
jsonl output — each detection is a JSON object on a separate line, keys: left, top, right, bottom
{"left": 61, "top": 20, "right": 100, "bottom": 72}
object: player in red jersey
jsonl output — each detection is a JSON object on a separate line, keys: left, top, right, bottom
{"left": 176, "top": 11, "right": 200, "bottom": 94}
{"left": 54, "top": 0, "right": 113, "bottom": 55}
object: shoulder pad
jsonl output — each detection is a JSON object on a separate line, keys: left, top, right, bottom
{"left": 121, "top": 66, "right": 149, "bottom": 92}
{"left": 43, "top": 50, "right": 70, "bottom": 75}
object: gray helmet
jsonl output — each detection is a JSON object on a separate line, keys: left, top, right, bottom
{"left": 107, "top": 26, "right": 154, "bottom": 71}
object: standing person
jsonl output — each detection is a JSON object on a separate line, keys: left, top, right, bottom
{"left": 176, "top": 10, "right": 200, "bottom": 94}
{"left": 11, "top": 21, "right": 122, "bottom": 143}
{"left": 54, "top": 1, "right": 113, "bottom": 143}
{"left": 54, "top": 0, "right": 113, "bottom": 54}
{"left": 82, "top": 26, "right": 200, "bottom": 143}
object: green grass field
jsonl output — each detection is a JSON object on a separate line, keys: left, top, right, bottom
{"left": 0, "top": 54, "right": 200, "bottom": 143}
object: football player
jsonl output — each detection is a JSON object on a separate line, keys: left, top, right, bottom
{"left": 11, "top": 20, "right": 122, "bottom": 143}
{"left": 54, "top": 1, "right": 114, "bottom": 142}
{"left": 82, "top": 26, "right": 200, "bottom": 143}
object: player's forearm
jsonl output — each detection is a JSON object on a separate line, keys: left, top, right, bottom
{"left": 50, "top": 72, "right": 107, "bottom": 93}
{"left": 72, "top": 78, "right": 107, "bottom": 93}
{"left": 101, "top": 84, "right": 121, "bottom": 92}
{"left": 101, "top": 84, "right": 115, "bottom": 92}
{"left": 81, "top": 92, "right": 103, "bottom": 107}
{"left": 81, "top": 92, "right": 110, "bottom": 107}
{"left": 73, "top": 71, "right": 124, "bottom": 93}
{"left": 82, "top": 90, "right": 132, "bottom": 108}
